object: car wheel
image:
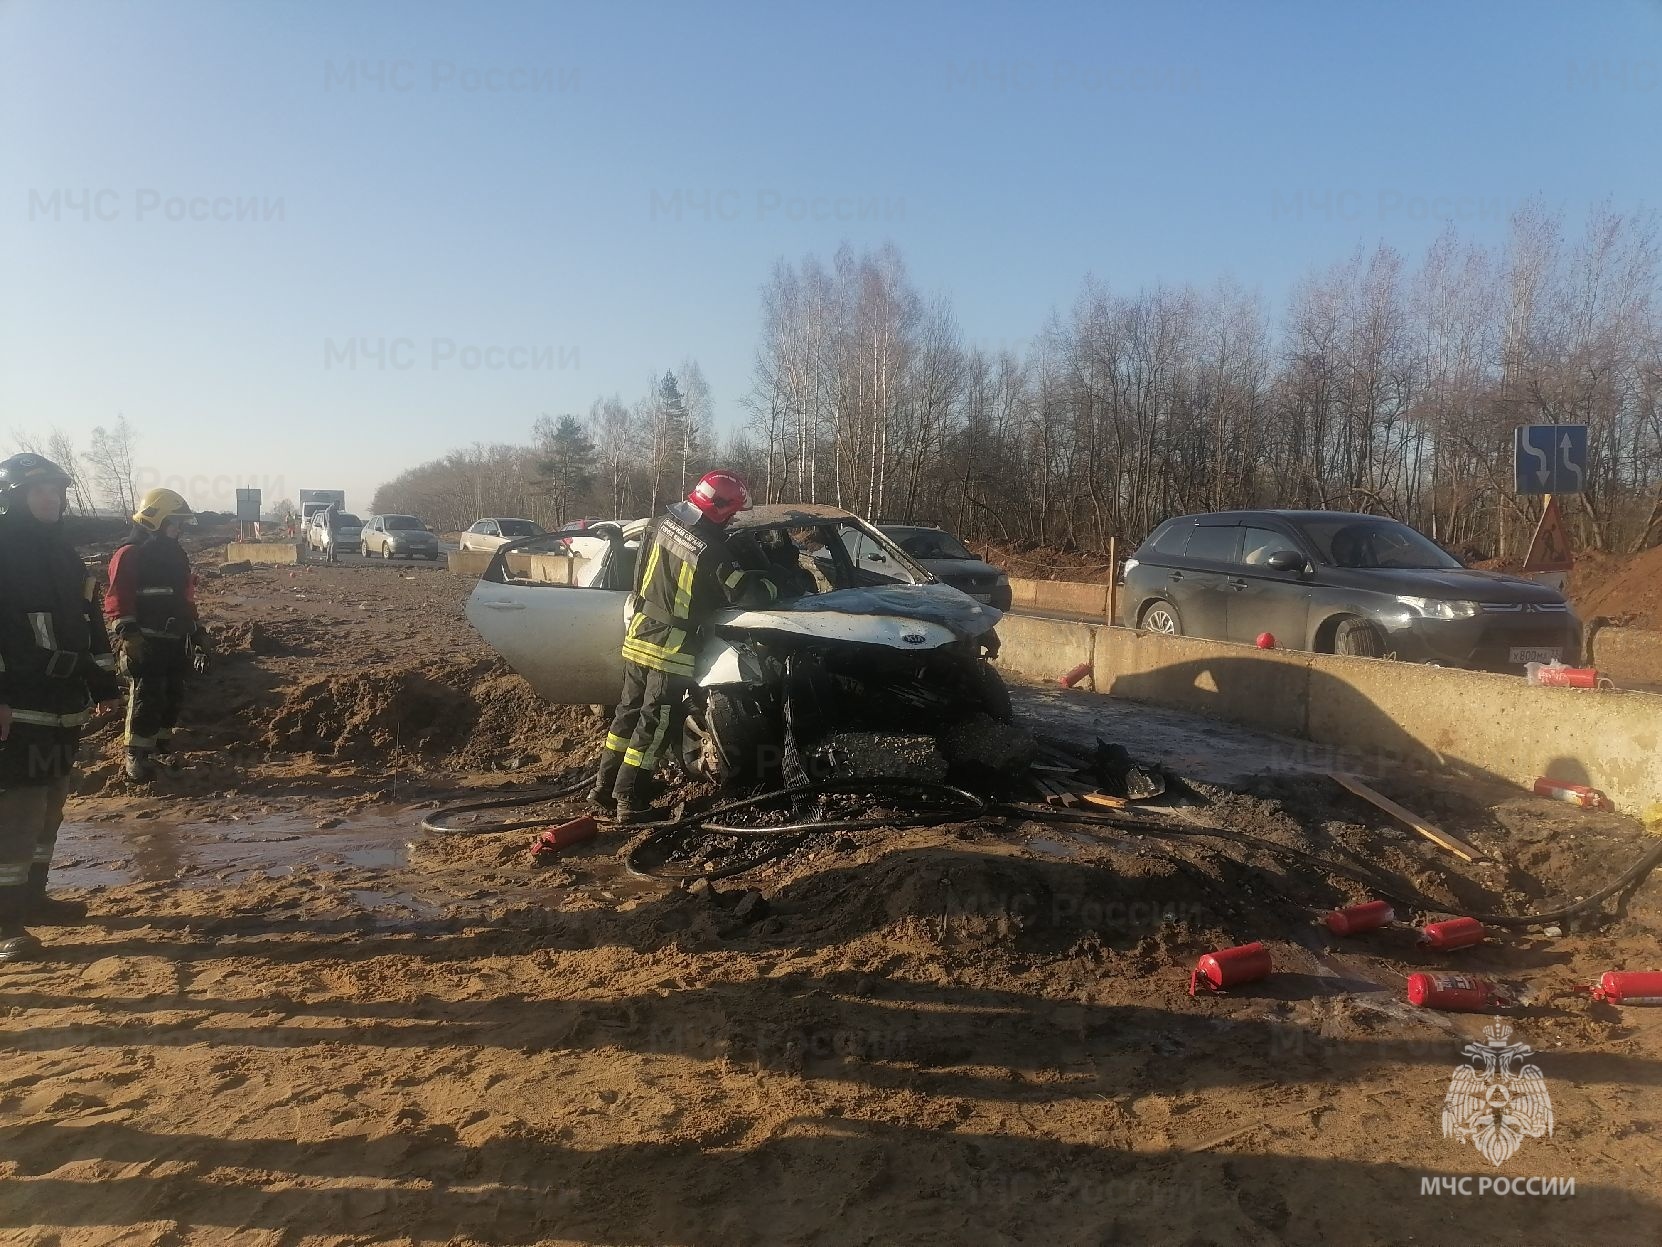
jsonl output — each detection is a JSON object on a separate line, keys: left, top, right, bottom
{"left": 1140, "top": 600, "right": 1183, "bottom": 636}
{"left": 681, "top": 689, "right": 773, "bottom": 787}
{"left": 967, "top": 661, "right": 1013, "bottom": 723}
{"left": 1334, "top": 616, "right": 1387, "bottom": 659}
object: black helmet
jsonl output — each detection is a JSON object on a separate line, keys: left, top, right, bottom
{"left": 0, "top": 453, "right": 72, "bottom": 497}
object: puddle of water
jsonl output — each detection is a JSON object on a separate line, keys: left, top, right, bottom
{"left": 1026, "top": 835, "right": 1083, "bottom": 860}
{"left": 54, "top": 812, "right": 417, "bottom": 889}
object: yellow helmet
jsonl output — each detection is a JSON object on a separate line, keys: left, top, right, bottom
{"left": 133, "top": 487, "right": 195, "bottom": 531}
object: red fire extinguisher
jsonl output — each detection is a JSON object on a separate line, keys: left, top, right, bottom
{"left": 1058, "top": 662, "right": 1091, "bottom": 688}
{"left": 1190, "top": 942, "right": 1273, "bottom": 995}
{"left": 531, "top": 815, "right": 598, "bottom": 859}
{"left": 1324, "top": 900, "right": 1394, "bottom": 936}
{"left": 1588, "top": 971, "right": 1662, "bottom": 1005}
{"left": 1532, "top": 778, "right": 1612, "bottom": 810}
{"left": 1407, "top": 972, "right": 1509, "bottom": 1012}
{"left": 1418, "top": 917, "right": 1487, "bottom": 950}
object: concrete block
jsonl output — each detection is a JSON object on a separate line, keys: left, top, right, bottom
{"left": 993, "top": 613, "right": 1097, "bottom": 685}
{"left": 1305, "top": 652, "right": 1662, "bottom": 813}
{"left": 447, "top": 550, "right": 495, "bottom": 576}
{"left": 1007, "top": 578, "right": 1041, "bottom": 608}
{"left": 224, "top": 542, "right": 300, "bottom": 565}
{"left": 1096, "top": 627, "right": 1312, "bottom": 739}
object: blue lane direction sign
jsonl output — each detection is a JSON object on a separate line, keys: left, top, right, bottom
{"left": 1514, "top": 424, "right": 1587, "bottom": 495}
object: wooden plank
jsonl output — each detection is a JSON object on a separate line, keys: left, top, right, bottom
{"left": 1079, "top": 792, "right": 1128, "bottom": 811}
{"left": 1328, "top": 773, "right": 1486, "bottom": 863}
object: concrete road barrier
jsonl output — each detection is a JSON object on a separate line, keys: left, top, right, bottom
{"left": 224, "top": 542, "right": 300, "bottom": 565}
{"left": 995, "top": 619, "right": 1662, "bottom": 812}
{"left": 447, "top": 550, "right": 496, "bottom": 577}
{"left": 1009, "top": 577, "right": 1111, "bottom": 618}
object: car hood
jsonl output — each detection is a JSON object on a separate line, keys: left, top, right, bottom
{"left": 713, "top": 582, "right": 1002, "bottom": 650}
{"left": 915, "top": 557, "right": 1003, "bottom": 581}
{"left": 1325, "top": 566, "right": 1568, "bottom": 603}
{"left": 387, "top": 528, "right": 436, "bottom": 540}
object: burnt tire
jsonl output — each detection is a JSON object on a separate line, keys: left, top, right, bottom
{"left": 1334, "top": 616, "right": 1387, "bottom": 658}
{"left": 1140, "top": 600, "right": 1183, "bottom": 636}
{"left": 682, "top": 689, "right": 773, "bottom": 787}
{"left": 969, "top": 661, "right": 1013, "bottom": 723}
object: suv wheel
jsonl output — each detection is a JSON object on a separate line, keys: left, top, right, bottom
{"left": 1334, "top": 616, "right": 1386, "bottom": 658}
{"left": 1140, "top": 601, "right": 1183, "bottom": 636}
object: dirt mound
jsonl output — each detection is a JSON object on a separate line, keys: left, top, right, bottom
{"left": 770, "top": 843, "right": 1216, "bottom": 954}
{"left": 255, "top": 657, "right": 601, "bottom": 768}
{"left": 263, "top": 666, "right": 477, "bottom": 757}
{"left": 971, "top": 539, "right": 1116, "bottom": 583}
{"left": 1570, "top": 543, "right": 1662, "bottom": 628}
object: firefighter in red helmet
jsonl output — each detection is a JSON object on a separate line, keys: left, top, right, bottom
{"left": 589, "top": 471, "right": 779, "bottom": 823}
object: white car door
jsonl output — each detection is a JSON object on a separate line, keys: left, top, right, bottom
{"left": 465, "top": 550, "right": 629, "bottom": 705}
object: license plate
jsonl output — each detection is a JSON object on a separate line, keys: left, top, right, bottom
{"left": 1510, "top": 646, "right": 1562, "bottom": 664}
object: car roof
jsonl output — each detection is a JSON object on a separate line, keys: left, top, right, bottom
{"left": 1169, "top": 509, "right": 1400, "bottom": 525}
{"left": 728, "top": 503, "right": 858, "bottom": 530}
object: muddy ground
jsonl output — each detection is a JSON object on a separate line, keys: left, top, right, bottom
{"left": 2, "top": 554, "right": 1660, "bottom": 1246}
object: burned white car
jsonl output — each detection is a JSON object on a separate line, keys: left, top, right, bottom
{"left": 464, "top": 504, "right": 1016, "bottom": 788}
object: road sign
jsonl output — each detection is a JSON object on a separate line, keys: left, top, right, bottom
{"left": 235, "top": 488, "right": 262, "bottom": 522}
{"left": 1521, "top": 496, "right": 1574, "bottom": 572}
{"left": 1514, "top": 424, "right": 1587, "bottom": 495}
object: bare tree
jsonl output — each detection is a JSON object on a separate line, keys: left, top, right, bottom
{"left": 84, "top": 417, "right": 138, "bottom": 516}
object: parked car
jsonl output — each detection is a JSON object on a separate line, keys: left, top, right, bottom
{"left": 458, "top": 517, "right": 547, "bottom": 552}
{"left": 1120, "top": 509, "right": 1581, "bottom": 674}
{"left": 362, "top": 513, "right": 440, "bottom": 560}
{"left": 464, "top": 504, "right": 1010, "bottom": 789}
{"left": 868, "top": 524, "right": 1013, "bottom": 610}
{"left": 304, "top": 510, "right": 364, "bottom": 555}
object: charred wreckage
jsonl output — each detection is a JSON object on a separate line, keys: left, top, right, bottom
{"left": 464, "top": 504, "right": 1035, "bottom": 795}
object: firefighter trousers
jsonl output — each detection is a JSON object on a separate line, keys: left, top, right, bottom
{"left": 125, "top": 639, "right": 191, "bottom": 752}
{"left": 594, "top": 660, "right": 689, "bottom": 806}
{"left": 0, "top": 776, "right": 72, "bottom": 891}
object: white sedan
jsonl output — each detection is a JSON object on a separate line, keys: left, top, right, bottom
{"left": 458, "top": 517, "right": 547, "bottom": 552}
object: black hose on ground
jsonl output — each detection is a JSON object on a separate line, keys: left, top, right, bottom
{"left": 414, "top": 774, "right": 1662, "bottom": 926}
{"left": 418, "top": 770, "right": 595, "bottom": 835}
{"left": 620, "top": 779, "right": 987, "bottom": 881}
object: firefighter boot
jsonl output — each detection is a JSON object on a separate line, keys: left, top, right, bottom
{"left": 0, "top": 886, "right": 42, "bottom": 964}
{"left": 25, "top": 863, "right": 87, "bottom": 925}
{"left": 125, "top": 747, "right": 157, "bottom": 782}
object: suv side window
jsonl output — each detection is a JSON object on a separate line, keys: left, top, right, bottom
{"left": 1240, "top": 525, "right": 1293, "bottom": 567}
{"left": 1184, "top": 525, "right": 1240, "bottom": 564}
{"left": 1147, "top": 518, "right": 1195, "bottom": 557}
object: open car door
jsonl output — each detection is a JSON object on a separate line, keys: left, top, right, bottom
{"left": 463, "top": 525, "right": 633, "bottom": 704}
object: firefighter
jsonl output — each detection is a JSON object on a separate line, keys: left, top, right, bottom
{"left": 0, "top": 454, "right": 122, "bottom": 961}
{"left": 588, "top": 471, "right": 779, "bottom": 824}
{"left": 106, "top": 488, "right": 212, "bottom": 782}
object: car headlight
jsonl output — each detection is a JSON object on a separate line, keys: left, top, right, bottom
{"left": 1399, "top": 596, "right": 1479, "bottom": 621}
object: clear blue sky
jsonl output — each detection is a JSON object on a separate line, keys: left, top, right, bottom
{"left": 2, "top": 0, "right": 1657, "bottom": 514}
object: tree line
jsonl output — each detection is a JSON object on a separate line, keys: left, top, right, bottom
{"left": 386, "top": 199, "right": 1661, "bottom": 557}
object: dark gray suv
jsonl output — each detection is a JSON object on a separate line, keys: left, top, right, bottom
{"left": 1120, "top": 510, "right": 1580, "bottom": 672}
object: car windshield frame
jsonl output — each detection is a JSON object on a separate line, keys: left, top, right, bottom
{"left": 383, "top": 515, "right": 423, "bottom": 531}
{"left": 334, "top": 514, "right": 362, "bottom": 528}
{"left": 1293, "top": 517, "right": 1462, "bottom": 571}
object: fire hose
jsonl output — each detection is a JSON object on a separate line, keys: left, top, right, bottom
{"left": 418, "top": 770, "right": 1662, "bottom": 923}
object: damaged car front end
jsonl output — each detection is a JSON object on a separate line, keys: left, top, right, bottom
{"left": 464, "top": 504, "right": 1021, "bottom": 791}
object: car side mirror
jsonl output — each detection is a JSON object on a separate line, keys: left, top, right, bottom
{"left": 1266, "top": 549, "right": 1306, "bottom": 573}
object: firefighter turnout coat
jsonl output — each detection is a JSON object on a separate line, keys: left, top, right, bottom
{"left": 0, "top": 509, "right": 121, "bottom": 785}
{"left": 621, "top": 501, "right": 778, "bottom": 676}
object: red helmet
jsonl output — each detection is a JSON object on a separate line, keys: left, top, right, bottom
{"left": 687, "top": 470, "right": 751, "bottom": 525}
